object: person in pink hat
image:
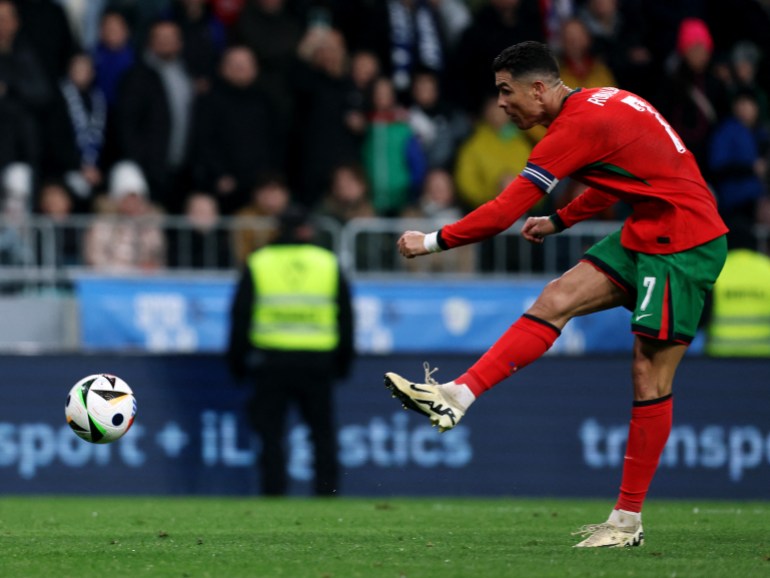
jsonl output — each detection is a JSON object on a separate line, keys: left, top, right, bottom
{"left": 655, "top": 17, "right": 729, "bottom": 173}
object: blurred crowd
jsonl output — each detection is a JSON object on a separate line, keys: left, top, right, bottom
{"left": 0, "top": 0, "right": 769, "bottom": 271}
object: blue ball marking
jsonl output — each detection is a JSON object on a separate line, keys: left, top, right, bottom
{"left": 112, "top": 413, "right": 124, "bottom": 426}
{"left": 66, "top": 394, "right": 71, "bottom": 407}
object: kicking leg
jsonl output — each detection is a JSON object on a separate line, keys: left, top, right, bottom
{"left": 385, "top": 261, "right": 629, "bottom": 430}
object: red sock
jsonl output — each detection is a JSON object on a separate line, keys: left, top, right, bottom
{"left": 615, "top": 395, "right": 673, "bottom": 513}
{"left": 456, "top": 314, "right": 560, "bottom": 397}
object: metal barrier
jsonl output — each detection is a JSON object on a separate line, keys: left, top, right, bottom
{"left": 0, "top": 215, "right": 768, "bottom": 290}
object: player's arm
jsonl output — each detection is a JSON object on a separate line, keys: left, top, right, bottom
{"left": 397, "top": 176, "right": 545, "bottom": 258}
{"left": 552, "top": 186, "right": 618, "bottom": 230}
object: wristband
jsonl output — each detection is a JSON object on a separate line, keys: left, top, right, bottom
{"left": 548, "top": 213, "right": 567, "bottom": 232}
{"left": 423, "top": 231, "right": 443, "bottom": 253}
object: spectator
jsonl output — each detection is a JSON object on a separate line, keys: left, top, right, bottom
{"left": 357, "top": 0, "right": 447, "bottom": 101}
{"left": 447, "top": 0, "right": 544, "bottom": 114}
{"left": 0, "top": 97, "right": 39, "bottom": 195}
{"left": 0, "top": 0, "right": 52, "bottom": 168}
{"left": 91, "top": 10, "right": 135, "bottom": 110}
{"left": 167, "top": 191, "right": 231, "bottom": 268}
{"left": 708, "top": 89, "right": 769, "bottom": 229}
{"left": 345, "top": 48, "right": 379, "bottom": 145}
{"left": 290, "top": 26, "right": 363, "bottom": 208}
{"left": 191, "top": 45, "right": 280, "bottom": 215}
{"left": 230, "top": 0, "right": 302, "bottom": 133}
{"left": 13, "top": 0, "right": 77, "bottom": 84}
{"left": 705, "top": 223, "right": 770, "bottom": 357}
{"left": 557, "top": 18, "right": 617, "bottom": 89}
{"left": 231, "top": 172, "right": 291, "bottom": 264}
{"left": 43, "top": 52, "right": 107, "bottom": 211}
{"left": 314, "top": 162, "right": 375, "bottom": 226}
{"left": 36, "top": 179, "right": 79, "bottom": 267}
{"left": 0, "top": 163, "right": 34, "bottom": 277}
{"left": 162, "top": 0, "right": 227, "bottom": 94}
{"left": 83, "top": 160, "right": 166, "bottom": 271}
{"left": 401, "top": 167, "right": 474, "bottom": 273}
{"left": 226, "top": 206, "right": 354, "bottom": 496}
{"left": 407, "top": 69, "right": 472, "bottom": 170}
{"left": 655, "top": 17, "right": 729, "bottom": 175}
{"left": 577, "top": 0, "right": 653, "bottom": 98}
{"left": 727, "top": 41, "right": 769, "bottom": 126}
{"left": 115, "top": 20, "right": 194, "bottom": 213}
{"left": 102, "top": 0, "right": 171, "bottom": 48}
{"left": 454, "top": 94, "right": 532, "bottom": 211}
{"left": 362, "top": 76, "right": 426, "bottom": 216}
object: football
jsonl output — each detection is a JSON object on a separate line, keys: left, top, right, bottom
{"left": 65, "top": 374, "right": 137, "bottom": 444}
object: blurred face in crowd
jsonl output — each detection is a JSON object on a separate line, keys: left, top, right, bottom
{"left": 0, "top": 1, "right": 19, "bottom": 49}
{"left": 371, "top": 77, "right": 397, "bottom": 112}
{"left": 350, "top": 51, "right": 379, "bottom": 90}
{"left": 422, "top": 169, "right": 455, "bottom": 208}
{"left": 331, "top": 166, "right": 368, "bottom": 204}
{"left": 115, "top": 192, "right": 148, "bottom": 217}
{"left": 100, "top": 12, "right": 130, "bottom": 50}
{"left": 149, "top": 22, "right": 182, "bottom": 61}
{"left": 68, "top": 54, "right": 95, "bottom": 89}
{"left": 733, "top": 95, "right": 759, "bottom": 128}
{"left": 682, "top": 43, "right": 711, "bottom": 74}
{"left": 221, "top": 47, "right": 258, "bottom": 87}
{"left": 39, "top": 183, "right": 72, "bottom": 220}
{"left": 253, "top": 182, "right": 290, "bottom": 215}
{"left": 561, "top": 19, "right": 591, "bottom": 60}
{"left": 186, "top": 193, "right": 219, "bottom": 231}
{"left": 587, "top": 0, "right": 617, "bottom": 21}
{"left": 733, "top": 58, "right": 756, "bottom": 84}
{"left": 313, "top": 29, "right": 347, "bottom": 77}
{"left": 411, "top": 72, "right": 439, "bottom": 109}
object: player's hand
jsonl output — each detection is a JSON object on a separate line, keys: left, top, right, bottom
{"left": 397, "top": 231, "right": 429, "bottom": 259}
{"left": 521, "top": 216, "right": 557, "bottom": 244}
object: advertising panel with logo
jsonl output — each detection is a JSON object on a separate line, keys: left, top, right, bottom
{"left": 0, "top": 355, "right": 767, "bottom": 499}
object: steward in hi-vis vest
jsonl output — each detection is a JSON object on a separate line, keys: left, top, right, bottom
{"left": 706, "top": 247, "right": 770, "bottom": 357}
{"left": 248, "top": 244, "right": 340, "bottom": 352}
{"left": 226, "top": 207, "right": 354, "bottom": 496}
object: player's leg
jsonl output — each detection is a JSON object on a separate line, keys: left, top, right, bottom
{"left": 385, "top": 257, "right": 630, "bottom": 430}
{"left": 574, "top": 336, "right": 685, "bottom": 548}
{"left": 575, "top": 235, "right": 727, "bottom": 547}
{"left": 456, "top": 260, "right": 629, "bottom": 394}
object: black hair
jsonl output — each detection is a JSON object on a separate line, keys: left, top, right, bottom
{"left": 492, "top": 41, "right": 560, "bottom": 80}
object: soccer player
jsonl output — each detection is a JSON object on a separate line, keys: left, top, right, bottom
{"left": 384, "top": 41, "right": 728, "bottom": 548}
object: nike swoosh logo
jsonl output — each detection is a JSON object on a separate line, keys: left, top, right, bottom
{"left": 635, "top": 313, "right": 653, "bottom": 321}
{"left": 410, "top": 383, "right": 432, "bottom": 394}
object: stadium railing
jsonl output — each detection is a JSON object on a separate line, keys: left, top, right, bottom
{"left": 0, "top": 215, "right": 768, "bottom": 291}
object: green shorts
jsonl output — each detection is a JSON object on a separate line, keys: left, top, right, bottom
{"left": 583, "top": 229, "right": 727, "bottom": 344}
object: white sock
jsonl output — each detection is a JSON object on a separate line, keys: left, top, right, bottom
{"left": 608, "top": 509, "right": 641, "bottom": 528}
{"left": 439, "top": 381, "right": 476, "bottom": 412}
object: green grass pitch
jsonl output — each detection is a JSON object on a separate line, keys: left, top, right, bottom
{"left": 1, "top": 497, "right": 768, "bottom": 578}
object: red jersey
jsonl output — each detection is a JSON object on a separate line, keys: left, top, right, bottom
{"left": 441, "top": 87, "right": 727, "bottom": 254}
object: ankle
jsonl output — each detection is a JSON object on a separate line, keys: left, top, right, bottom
{"left": 608, "top": 508, "right": 641, "bottom": 528}
{"left": 441, "top": 381, "right": 476, "bottom": 411}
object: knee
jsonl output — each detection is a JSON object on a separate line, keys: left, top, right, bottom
{"left": 529, "top": 277, "right": 574, "bottom": 320}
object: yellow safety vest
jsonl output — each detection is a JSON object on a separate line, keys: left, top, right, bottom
{"left": 248, "top": 244, "right": 340, "bottom": 351}
{"left": 706, "top": 249, "right": 770, "bottom": 357}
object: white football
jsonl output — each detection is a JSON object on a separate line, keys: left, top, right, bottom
{"left": 65, "top": 374, "right": 137, "bottom": 444}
